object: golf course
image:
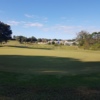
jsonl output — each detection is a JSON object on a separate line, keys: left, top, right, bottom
{"left": 0, "top": 41, "right": 100, "bottom": 100}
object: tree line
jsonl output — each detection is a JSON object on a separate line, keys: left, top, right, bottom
{"left": 13, "top": 35, "right": 37, "bottom": 44}
{"left": 13, "top": 35, "right": 64, "bottom": 44}
{"left": 13, "top": 31, "right": 100, "bottom": 50}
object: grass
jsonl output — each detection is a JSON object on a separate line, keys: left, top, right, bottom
{"left": 0, "top": 41, "right": 100, "bottom": 100}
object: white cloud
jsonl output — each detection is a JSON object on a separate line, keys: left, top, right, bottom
{"left": 24, "top": 22, "right": 43, "bottom": 27}
{"left": 7, "top": 20, "right": 44, "bottom": 28}
{"left": 61, "top": 17, "right": 75, "bottom": 22}
{"left": 25, "top": 14, "right": 34, "bottom": 18}
{"left": 7, "top": 19, "right": 100, "bottom": 38}
{"left": 25, "top": 14, "right": 48, "bottom": 23}
{"left": 43, "top": 24, "right": 100, "bottom": 35}
{"left": 7, "top": 21, "right": 20, "bottom": 26}
{"left": 25, "top": 14, "right": 40, "bottom": 19}
{"left": 54, "top": 25, "right": 100, "bottom": 34}
{"left": 50, "top": 25, "right": 81, "bottom": 33}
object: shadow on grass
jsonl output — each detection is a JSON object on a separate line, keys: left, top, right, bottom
{"left": 0, "top": 55, "right": 100, "bottom": 100}
{"left": 0, "top": 55, "right": 100, "bottom": 75}
{"left": 4, "top": 45, "right": 54, "bottom": 50}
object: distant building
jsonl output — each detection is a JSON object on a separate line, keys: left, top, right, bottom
{"left": 64, "top": 40, "right": 78, "bottom": 46}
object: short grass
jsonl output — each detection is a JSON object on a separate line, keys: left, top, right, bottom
{"left": 0, "top": 41, "right": 100, "bottom": 100}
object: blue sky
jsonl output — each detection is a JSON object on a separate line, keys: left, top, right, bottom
{"left": 0, "top": 0, "right": 100, "bottom": 39}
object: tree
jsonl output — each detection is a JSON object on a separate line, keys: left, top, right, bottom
{"left": 37, "top": 38, "right": 42, "bottom": 42}
{"left": 15, "top": 36, "right": 27, "bottom": 43}
{"left": 30, "top": 36, "right": 37, "bottom": 43}
{"left": 91, "top": 32, "right": 100, "bottom": 43}
{"left": 0, "top": 21, "right": 12, "bottom": 43}
{"left": 76, "top": 30, "right": 91, "bottom": 49}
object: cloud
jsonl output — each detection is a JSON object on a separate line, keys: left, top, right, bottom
{"left": 55, "top": 25, "right": 74, "bottom": 30}
{"left": 50, "top": 25, "right": 81, "bottom": 33}
{"left": 7, "top": 21, "right": 20, "bottom": 26}
{"left": 25, "top": 14, "right": 34, "bottom": 18}
{"left": 7, "top": 20, "right": 44, "bottom": 28}
{"left": 25, "top": 14, "right": 40, "bottom": 19}
{"left": 6, "top": 19, "right": 100, "bottom": 38}
{"left": 25, "top": 14, "right": 48, "bottom": 23}
{"left": 43, "top": 24, "right": 100, "bottom": 35}
{"left": 53, "top": 25, "right": 100, "bottom": 35}
{"left": 40, "top": 25, "right": 77, "bottom": 33}
{"left": 24, "top": 22, "right": 43, "bottom": 27}
{"left": 61, "top": 17, "right": 74, "bottom": 22}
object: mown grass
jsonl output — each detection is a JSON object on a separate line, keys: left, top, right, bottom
{"left": 3, "top": 40, "right": 79, "bottom": 50}
{"left": 0, "top": 41, "right": 100, "bottom": 100}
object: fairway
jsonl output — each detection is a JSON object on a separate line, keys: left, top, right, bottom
{"left": 0, "top": 46, "right": 100, "bottom": 74}
{"left": 0, "top": 45, "right": 100, "bottom": 100}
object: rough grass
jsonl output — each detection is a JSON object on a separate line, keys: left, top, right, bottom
{"left": 0, "top": 41, "right": 100, "bottom": 100}
{"left": 0, "top": 71, "right": 100, "bottom": 100}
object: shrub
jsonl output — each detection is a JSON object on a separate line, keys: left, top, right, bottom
{"left": 90, "top": 43, "right": 100, "bottom": 50}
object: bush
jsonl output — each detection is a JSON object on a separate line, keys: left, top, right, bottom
{"left": 90, "top": 43, "right": 100, "bottom": 50}
{"left": 52, "top": 41, "right": 55, "bottom": 45}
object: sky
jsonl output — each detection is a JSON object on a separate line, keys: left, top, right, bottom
{"left": 0, "top": 0, "right": 100, "bottom": 39}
